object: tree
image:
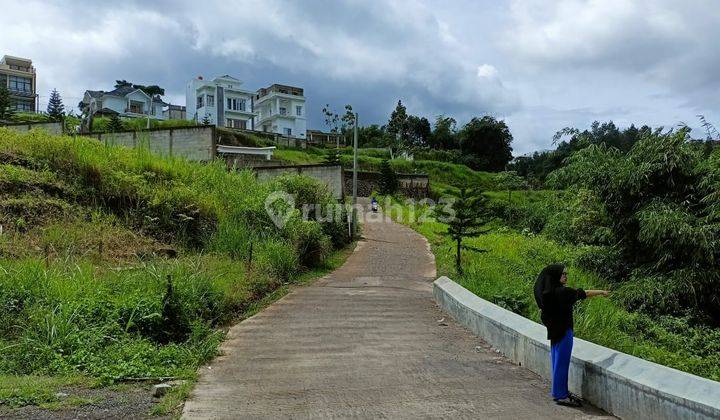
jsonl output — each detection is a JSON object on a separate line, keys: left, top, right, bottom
{"left": 107, "top": 113, "right": 124, "bottom": 132}
{"left": 495, "top": 171, "right": 527, "bottom": 203}
{"left": 201, "top": 114, "right": 211, "bottom": 125}
{"left": 358, "top": 124, "right": 392, "bottom": 148}
{"left": 46, "top": 89, "right": 65, "bottom": 122}
{"left": 322, "top": 104, "right": 340, "bottom": 133}
{"left": 429, "top": 115, "right": 458, "bottom": 150}
{"left": 459, "top": 116, "right": 513, "bottom": 171}
{"left": 387, "top": 100, "right": 409, "bottom": 152}
{"left": 434, "top": 188, "right": 492, "bottom": 274}
{"left": 115, "top": 80, "right": 164, "bottom": 96}
{"left": 133, "top": 84, "right": 164, "bottom": 96}
{"left": 406, "top": 115, "right": 431, "bottom": 148}
{"left": 0, "top": 85, "right": 15, "bottom": 121}
{"left": 379, "top": 159, "right": 398, "bottom": 195}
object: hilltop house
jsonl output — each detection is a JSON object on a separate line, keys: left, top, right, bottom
{"left": 80, "top": 85, "right": 167, "bottom": 119}
{"left": 254, "top": 84, "right": 306, "bottom": 139}
{"left": 186, "top": 75, "right": 256, "bottom": 129}
{"left": 0, "top": 55, "right": 37, "bottom": 112}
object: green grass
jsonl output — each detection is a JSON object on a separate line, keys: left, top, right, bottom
{"left": 0, "top": 375, "right": 100, "bottom": 409}
{"left": 0, "top": 127, "right": 352, "bottom": 411}
{"left": 91, "top": 117, "right": 197, "bottom": 132}
{"left": 272, "top": 146, "right": 498, "bottom": 193}
{"left": 387, "top": 197, "right": 720, "bottom": 382}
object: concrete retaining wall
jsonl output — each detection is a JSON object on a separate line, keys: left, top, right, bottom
{"left": 433, "top": 276, "right": 720, "bottom": 420}
{"left": 343, "top": 170, "right": 430, "bottom": 198}
{"left": 87, "top": 126, "right": 216, "bottom": 161}
{"left": 1, "top": 121, "right": 63, "bottom": 135}
{"left": 252, "top": 164, "right": 344, "bottom": 199}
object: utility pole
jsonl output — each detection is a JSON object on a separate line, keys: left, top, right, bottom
{"left": 352, "top": 112, "right": 359, "bottom": 237}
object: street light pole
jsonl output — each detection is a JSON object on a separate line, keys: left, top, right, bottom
{"left": 352, "top": 112, "right": 359, "bottom": 236}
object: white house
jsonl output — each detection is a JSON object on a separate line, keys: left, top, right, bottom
{"left": 81, "top": 85, "right": 167, "bottom": 119}
{"left": 186, "top": 75, "right": 256, "bottom": 129}
{"left": 254, "top": 84, "right": 306, "bottom": 139}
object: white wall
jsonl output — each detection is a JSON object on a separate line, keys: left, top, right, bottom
{"left": 103, "top": 96, "right": 126, "bottom": 114}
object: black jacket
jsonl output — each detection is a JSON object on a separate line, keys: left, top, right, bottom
{"left": 539, "top": 286, "right": 586, "bottom": 343}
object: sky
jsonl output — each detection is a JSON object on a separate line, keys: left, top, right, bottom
{"left": 1, "top": 0, "right": 718, "bottom": 155}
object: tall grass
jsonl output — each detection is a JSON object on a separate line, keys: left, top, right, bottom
{"left": 0, "top": 128, "right": 349, "bottom": 385}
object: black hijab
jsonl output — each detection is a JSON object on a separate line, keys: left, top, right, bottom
{"left": 533, "top": 264, "right": 564, "bottom": 311}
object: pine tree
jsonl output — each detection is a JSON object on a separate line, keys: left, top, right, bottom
{"left": 323, "top": 149, "right": 341, "bottom": 165}
{"left": 0, "top": 85, "right": 15, "bottom": 121}
{"left": 434, "top": 188, "right": 492, "bottom": 274}
{"left": 379, "top": 159, "right": 398, "bottom": 195}
{"left": 107, "top": 113, "right": 124, "bottom": 132}
{"left": 46, "top": 89, "right": 65, "bottom": 122}
{"left": 201, "top": 114, "right": 211, "bottom": 125}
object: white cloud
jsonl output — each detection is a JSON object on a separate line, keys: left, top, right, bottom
{"left": 477, "top": 64, "right": 498, "bottom": 79}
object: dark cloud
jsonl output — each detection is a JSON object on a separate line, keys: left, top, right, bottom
{"left": 1, "top": 0, "right": 718, "bottom": 155}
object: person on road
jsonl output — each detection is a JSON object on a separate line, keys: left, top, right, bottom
{"left": 370, "top": 196, "right": 378, "bottom": 212}
{"left": 533, "top": 264, "right": 609, "bottom": 407}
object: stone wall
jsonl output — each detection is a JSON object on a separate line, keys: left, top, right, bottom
{"left": 85, "top": 126, "right": 216, "bottom": 161}
{"left": 252, "top": 164, "right": 344, "bottom": 199}
{"left": 1, "top": 121, "right": 63, "bottom": 135}
{"left": 433, "top": 276, "right": 720, "bottom": 420}
{"left": 343, "top": 170, "right": 429, "bottom": 198}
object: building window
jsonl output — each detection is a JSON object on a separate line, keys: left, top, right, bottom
{"left": 279, "top": 107, "right": 287, "bottom": 116}
{"left": 296, "top": 106, "right": 302, "bottom": 116}
{"left": 196, "top": 95, "right": 203, "bottom": 109}
{"left": 226, "top": 119, "right": 247, "bottom": 129}
{"left": 9, "top": 76, "right": 32, "bottom": 93}
{"left": 207, "top": 95, "right": 214, "bottom": 107}
{"left": 13, "top": 101, "right": 32, "bottom": 111}
{"left": 129, "top": 100, "right": 144, "bottom": 114}
{"left": 284, "top": 128, "right": 292, "bottom": 136}
{"left": 226, "top": 98, "right": 246, "bottom": 111}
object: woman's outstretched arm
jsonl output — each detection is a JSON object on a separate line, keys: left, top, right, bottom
{"left": 585, "top": 289, "right": 610, "bottom": 297}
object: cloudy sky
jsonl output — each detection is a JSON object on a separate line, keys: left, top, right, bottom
{"left": 2, "top": 0, "right": 718, "bottom": 154}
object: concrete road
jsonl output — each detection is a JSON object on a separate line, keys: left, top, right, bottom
{"left": 183, "top": 204, "right": 610, "bottom": 419}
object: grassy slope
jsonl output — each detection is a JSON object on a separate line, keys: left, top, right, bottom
{"left": 387, "top": 198, "right": 720, "bottom": 382}
{"left": 0, "top": 128, "right": 352, "bottom": 414}
{"left": 273, "top": 146, "right": 498, "bottom": 193}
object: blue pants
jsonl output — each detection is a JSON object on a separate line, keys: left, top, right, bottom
{"left": 550, "top": 329, "right": 573, "bottom": 399}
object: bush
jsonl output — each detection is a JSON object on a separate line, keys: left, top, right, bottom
{"left": 548, "top": 129, "right": 720, "bottom": 323}
{"left": 543, "top": 188, "right": 612, "bottom": 245}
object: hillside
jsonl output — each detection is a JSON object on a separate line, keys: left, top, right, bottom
{"left": 273, "top": 146, "right": 499, "bottom": 194}
{"left": 0, "top": 128, "right": 350, "bottom": 415}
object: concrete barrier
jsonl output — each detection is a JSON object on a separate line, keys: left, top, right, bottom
{"left": 1, "top": 121, "right": 63, "bottom": 135}
{"left": 82, "top": 125, "right": 216, "bottom": 162}
{"left": 433, "top": 276, "right": 720, "bottom": 420}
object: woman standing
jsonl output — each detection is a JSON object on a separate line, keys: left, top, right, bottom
{"left": 533, "top": 264, "right": 609, "bottom": 407}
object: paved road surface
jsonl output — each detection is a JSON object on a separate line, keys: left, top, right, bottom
{"left": 183, "top": 203, "right": 610, "bottom": 419}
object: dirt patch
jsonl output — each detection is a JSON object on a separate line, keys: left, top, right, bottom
{"left": 0, "top": 384, "right": 168, "bottom": 420}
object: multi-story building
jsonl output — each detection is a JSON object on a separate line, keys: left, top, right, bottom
{"left": 186, "top": 75, "right": 256, "bottom": 129}
{"left": 81, "top": 84, "right": 167, "bottom": 119}
{"left": 0, "top": 55, "right": 37, "bottom": 112}
{"left": 163, "top": 104, "right": 186, "bottom": 120}
{"left": 254, "top": 84, "right": 306, "bottom": 139}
